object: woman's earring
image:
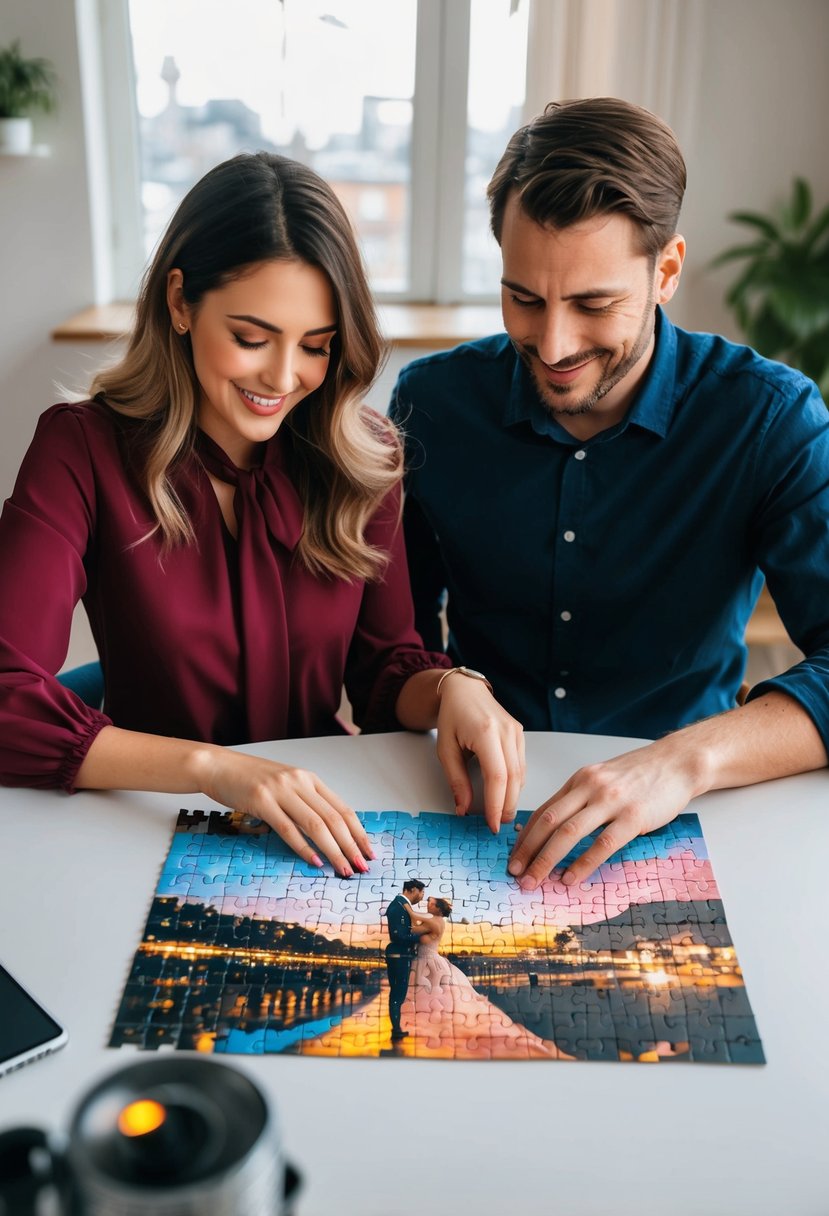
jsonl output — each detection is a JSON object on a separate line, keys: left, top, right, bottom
{"left": 177, "top": 322, "right": 187, "bottom": 332}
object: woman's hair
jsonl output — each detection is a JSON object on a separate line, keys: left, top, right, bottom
{"left": 90, "top": 152, "right": 395, "bottom": 581}
{"left": 487, "top": 97, "right": 686, "bottom": 260}
{"left": 431, "top": 897, "right": 452, "bottom": 918}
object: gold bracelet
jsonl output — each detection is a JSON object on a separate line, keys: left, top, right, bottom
{"left": 436, "top": 666, "right": 494, "bottom": 697}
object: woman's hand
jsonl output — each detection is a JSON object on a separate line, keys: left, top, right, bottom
{"left": 197, "top": 748, "right": 375, "bottom": 876}
{"left": 395, "top": 669, "right": 525, "bottom": 830}
{"left": 76, "top": 725, "right": 374, "bottom": 875}
{"left": 434, "top": 671, "right": 525, "bottom": 832}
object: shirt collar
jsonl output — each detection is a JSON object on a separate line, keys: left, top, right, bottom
{"left": 504, "top": 307, "right": 679, "bottom": 443}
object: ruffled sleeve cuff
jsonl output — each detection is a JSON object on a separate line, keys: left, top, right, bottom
{"left": 0, "top": 666, "right": 113, "bottom": 792}
{"left": 355, "top": 647, "right": 452, "bottom": 734}
{"left": 56, "top": 711, "right": 112, "bottom": 793}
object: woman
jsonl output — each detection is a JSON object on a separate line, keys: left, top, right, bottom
{"left": 403, "top": 897, "right": 569, "bottom": 1058}
{"left": 0, "top": 153, "right": 524, "bottom": 874}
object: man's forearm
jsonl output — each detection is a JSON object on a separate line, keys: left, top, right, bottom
{"left": 655, "top": 689, "right": 827, "bottom": 794}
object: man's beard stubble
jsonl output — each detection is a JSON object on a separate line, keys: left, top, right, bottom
{"left": 513, "top": 297, "right": 656, "bottom": 419}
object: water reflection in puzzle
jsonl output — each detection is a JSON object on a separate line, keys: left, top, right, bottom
{"left": 110, "top": 808, "right": 764, "bottom": 1064}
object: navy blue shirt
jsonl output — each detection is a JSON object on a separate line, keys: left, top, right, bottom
{"left": 390, "top": 309, "right": 829, "bottom": 747}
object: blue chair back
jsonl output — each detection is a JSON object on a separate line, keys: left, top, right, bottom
{"left": 57, "top": 661, "right": 104, "bottom": 709}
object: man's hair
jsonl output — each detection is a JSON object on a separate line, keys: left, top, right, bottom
{"left": 487, "top": 97, "right": 687, "bottom": 259}
{"left": 402, "top": 880, "right": 426, "bottom": 893}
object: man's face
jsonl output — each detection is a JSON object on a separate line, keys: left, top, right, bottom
{"left": 408, "top": 887, "right": 424, "bottom": 905}
{"left": 499, "top": 194, "right": 684, "bottom": 436}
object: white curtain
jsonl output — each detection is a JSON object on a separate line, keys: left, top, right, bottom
{"left": 523, "top": 0, "right": 705, "bottom": 145}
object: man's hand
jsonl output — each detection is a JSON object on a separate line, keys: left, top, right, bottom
{"left": 507, "top": 740, "right": 702, "bottom": 889}
{"left": 434, "top": 673, "right": 525, "bottom": 833}
{"left": 507, "top": 691, "right": 828, "bottom": 888}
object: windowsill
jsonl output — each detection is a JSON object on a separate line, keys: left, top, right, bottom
{"left": 50, "top": 302, "right": 504, "bottom": 349}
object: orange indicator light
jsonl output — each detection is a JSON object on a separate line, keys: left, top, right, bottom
{"left": 117, "top": 1099, "right": 167, "bottom": 1138}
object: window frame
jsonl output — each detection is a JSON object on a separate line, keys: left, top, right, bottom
{"left": 93, "top": 0, "right": 527, "bottom": 305}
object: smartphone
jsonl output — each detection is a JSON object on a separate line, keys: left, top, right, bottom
{"left": 0, "top": 961, "right": 68, "bottom": 1078}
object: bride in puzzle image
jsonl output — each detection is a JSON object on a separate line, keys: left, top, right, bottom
{"left": 401, "top": 897, "right": 571, "bottom": 1059}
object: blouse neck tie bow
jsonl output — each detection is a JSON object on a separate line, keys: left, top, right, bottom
{"left": 195, "top": 429, "right": 306, "bottom": 740}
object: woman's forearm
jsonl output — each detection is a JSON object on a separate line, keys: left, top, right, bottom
{"left": 394, "top": 669, "right": 445, "bottom": 731}
{"left": 75, "top": 724, "right": 219, "bottom": 792}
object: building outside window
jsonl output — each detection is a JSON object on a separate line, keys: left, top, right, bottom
{"left": 111, "top": 0, "right": 529, "bottom": 302}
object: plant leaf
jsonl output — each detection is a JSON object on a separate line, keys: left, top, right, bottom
{"left": 728, "top": 210, "right": 781, "bottom": 242}
{"left": 724, "top": 256, "right": 778, "bottom": 308}
{"left": 790, "top": 326, "right": 829, "bottom": 390}
{"left": 783, "top": 177, "right": 811, "bottom": 231}
{"left": 744, "top": 302, "right": 793, "bottom": 358}
{"left": 766, "top": 279, "right": 829, "bottom": 339}
{"left": 804, "top": 202, "right": 829, "bottom": 253}
{"left": 709, "top": 240, "right": 771, "bottom": 269}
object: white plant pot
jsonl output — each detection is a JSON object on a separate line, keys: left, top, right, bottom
{"left": 0, "top": 117, "right": 33, "bottom": 154}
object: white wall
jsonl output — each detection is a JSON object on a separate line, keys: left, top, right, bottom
{"left": 1, "top": 0, "right": 827, "bottom": 670}
{"left": 0, "top": 1, "right": 102, "bottom": 502}
{"left": 679, "top": 0, "right": 829, "bottom": 338}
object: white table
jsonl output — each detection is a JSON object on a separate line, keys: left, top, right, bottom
{"left": 1, "top": 732, "right": 827, "bottom": 1216}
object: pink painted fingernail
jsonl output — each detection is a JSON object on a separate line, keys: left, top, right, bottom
{"left": 340, "top": 864, "right": 354, "bottom": 878}
{"left": 353, "top": 855, "right": 369, "bottom": 873}
{"left": 310, "top": 853, "right": 323, "bottom": 868}
{"left": 365, "top": 845, "right": 376, "bottom": 860}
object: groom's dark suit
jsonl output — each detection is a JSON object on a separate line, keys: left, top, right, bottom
{"left": 384, "top": 894, "right": 420, "bottom": 1036}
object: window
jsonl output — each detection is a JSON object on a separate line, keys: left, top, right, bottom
{"left": 99, "top": 0, "right": 530, "bottom": 302}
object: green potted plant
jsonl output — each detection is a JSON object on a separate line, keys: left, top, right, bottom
{"left": 0, "top": 39, "right": 57, "bottom": 154}
{"left": 711, "top": 177, "right": 829, "bottom": 398}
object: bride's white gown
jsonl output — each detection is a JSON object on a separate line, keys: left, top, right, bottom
{"left": 403, "top": 938, "right": 567, "bottom": 1059}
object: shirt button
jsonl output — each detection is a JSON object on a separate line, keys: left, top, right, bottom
{"left": 560, "top": 610, "right": 572, "bottom": 621}
{"left": 554, "top": 687, "right": 567, "bottom": 699}
{"left": 563, "top": 530, "right": 576, "bottom": 542}
{"left": 574, "top": 449, "right": 586, "bottom": 461}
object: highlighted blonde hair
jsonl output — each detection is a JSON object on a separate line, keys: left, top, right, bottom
{"left": 90, "top": 153, "right": 396, "bottom": 581}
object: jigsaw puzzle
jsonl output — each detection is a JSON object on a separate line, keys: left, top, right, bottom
{"left": 110, "top": 808, "right": 765, "bottom": 1063}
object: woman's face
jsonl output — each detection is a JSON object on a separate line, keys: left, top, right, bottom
{"left": 168, "top": 258, "right": 337, "bottom": 468}
{"left": 427, "top": 898, "right": 437, "bottom": 914}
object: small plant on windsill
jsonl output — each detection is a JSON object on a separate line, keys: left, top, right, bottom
{"left": 711, "top": 177, "right": 829, "bottom": 398}
{"left": 0, "top": 40, "right": 56, "bottom": 119}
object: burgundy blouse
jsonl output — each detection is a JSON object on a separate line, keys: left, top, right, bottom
{"left": 0, "top": 401, "right": 449, "bottom": 791}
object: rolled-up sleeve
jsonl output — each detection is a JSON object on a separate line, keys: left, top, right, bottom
{"left": 746, "top": 380, "right": 829, "bottom": 751}
{"left": 0, "top": 406, "right": 111, "bottom": 790}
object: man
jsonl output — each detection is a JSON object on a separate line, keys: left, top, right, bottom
{"left": 384, "top": 879, "right": 428, "bottom": 1041}
{"left": 391, "top": 98, "right": 829, "bottom": 892}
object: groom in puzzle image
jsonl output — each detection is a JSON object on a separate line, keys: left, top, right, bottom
{"left": 384, "top": 879, "right": 428, "bottom": 1042}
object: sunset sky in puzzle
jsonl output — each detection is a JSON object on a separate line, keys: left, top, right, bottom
{"left": 156, "top": 811, "right": 720, "bottom": 950}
